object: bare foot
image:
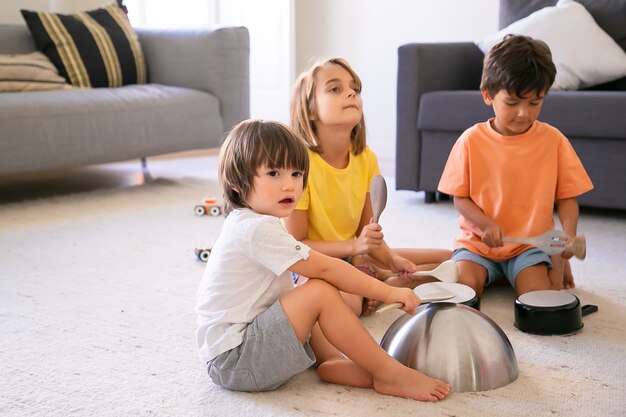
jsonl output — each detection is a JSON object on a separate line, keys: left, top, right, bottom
{"left": 317, "top": 358, "right": 373, "bottom": 388}
{"left": 361, "top": 298, "right": 381, "bottom": 316}
{"left": 373, "top": 365, "right": 450, "bottom": 402}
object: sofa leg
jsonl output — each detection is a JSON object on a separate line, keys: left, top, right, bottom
{"left": 424, "top": 191, "right": 436, "bottom": 203}
{"left": 140, "top": 157, "right": 153, "bottom": 182}
{"left": 438, "top": 192, "right": 450, "bottom": 201}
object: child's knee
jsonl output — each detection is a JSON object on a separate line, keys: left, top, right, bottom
{"left": 302, "top": 279, "right": 341, "bottom": 303}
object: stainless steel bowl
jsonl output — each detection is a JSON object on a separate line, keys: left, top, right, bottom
{"left": 380, "top": 303, "right": 518, "bottom": 392}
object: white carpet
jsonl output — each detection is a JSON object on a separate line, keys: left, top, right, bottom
{"left": 2, "top": 173, "right": 625, "bottom": 417}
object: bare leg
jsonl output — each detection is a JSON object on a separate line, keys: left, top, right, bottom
{"left": 562, "top": 258, "right": 575, "bottom": 289}
{"left": 515, "top": 263, "right": 553, "bottom": 296}
{"left": 359, "top": 249, "right": 452, "bottom": 277}
{"left": 547, "top": 255, "right": 567, "bottom": 291}
{"left": 341, "top": 291, "right": 363, "bottom": 316}
{"left": 281, "top": 279, "right": 451, "bottom": 401}
{"left": 308, "top": 323, "right": 374, "bottom": 387}
{"left": 393, "top": 248, "right": 452, "bottom": 265}
{"left": 456, "top": 260, "right": 488, "bottom": 296}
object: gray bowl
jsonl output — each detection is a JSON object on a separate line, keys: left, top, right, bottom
{"left": 380, "top": 303, "right": 518, "bottom": 392}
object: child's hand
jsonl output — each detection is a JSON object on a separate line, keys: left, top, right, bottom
{"left": 561, "top": 236, "right": 574, "bottom": 259}
{"left": 354, "top": 218, "right": 384, "bottom": 255}
{"left": 384, "top": 287, "right": 420, "bottom": 314}
{"left": 481, "top": 222, "right": 503, "bottom": 247}
{"left": 389, "top": 254, "right": 417, "bottom": 282}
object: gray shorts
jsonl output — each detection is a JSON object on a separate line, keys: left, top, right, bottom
{"left": 452, "top": 247, "right": 552, "bottom": 287}
{"left": 207, "top": 300, "right": 316, "bottom": 392}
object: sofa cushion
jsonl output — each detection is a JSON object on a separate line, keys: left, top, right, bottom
{"left": 418, "top": 90, "right": 626, "bottom": 140}
{"left": 0, "top": 84, "right": 223, "bottom": 174}
{"left": 499, "top": 0, "right": 626, "bottom": 52}
{"left": 20, "top": 1, "right": 147, "bottom": 88}
{"left": 0, "top": 51, "right": 72, "bottom": 92}
{"left": 478, "top": 0, "right": 626, "bottom": 90}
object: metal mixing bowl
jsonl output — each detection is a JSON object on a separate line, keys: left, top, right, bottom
{"left": 380, "top": 303, "right": 518, "bottom": 392}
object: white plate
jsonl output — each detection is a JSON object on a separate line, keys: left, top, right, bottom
{"left": 518, "top": 290, "right": 577, "bottom": 307}
{"left": 415, "top": 282, "right": 476, "bottom": 303}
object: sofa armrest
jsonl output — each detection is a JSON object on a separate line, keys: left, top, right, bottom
{"left": 137, "top": 26, "right": 250, "bottom": 134}
{"left": 396, "top": 42, "right": 483, "bottom": 191}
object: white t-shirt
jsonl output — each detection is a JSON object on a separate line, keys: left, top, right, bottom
{"left": 196, "top": 208, "right": 310, "bottom": 363}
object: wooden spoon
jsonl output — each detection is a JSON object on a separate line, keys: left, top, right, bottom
{"left": 370, "top": 175, "right": 387, "bottom": 223}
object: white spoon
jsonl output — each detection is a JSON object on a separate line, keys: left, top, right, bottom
{"left": 376, "top": 291, "right": 456, "bottom": 313}
{"left": 412, "top": 259, "right": 459, "bottom": 283}
{"left": 503, "top": 230, "right": 586, "bottom": 260}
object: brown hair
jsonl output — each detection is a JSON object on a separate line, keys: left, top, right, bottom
{"left": 481, "top": 34, "right": 556, "bottom": 99}
{"left": 290, "top": 57, "right": 367, "bottom": 155}
{"left": 218, "top": 119, "right": 309, "bottom": 213}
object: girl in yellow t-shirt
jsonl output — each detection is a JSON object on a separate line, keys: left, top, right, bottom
{"left": 285, "top": 57, "right": 451, "bottom": 317}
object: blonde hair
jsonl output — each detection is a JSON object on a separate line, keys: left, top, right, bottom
{"left": 218, "top": 119, "right": 309, "bottom": 214}
{"left": 290, "top": 57, "right": 367, "bottom": 155}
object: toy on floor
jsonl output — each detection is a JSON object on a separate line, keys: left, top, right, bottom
{"left": 195, "top": 246, "right": 212, "bottom": 262}
{"left": 194, "top": 197, "right": 223, "bottom": 217}
{"left": 380, "top": 303, "right": 518, "bottom": 392}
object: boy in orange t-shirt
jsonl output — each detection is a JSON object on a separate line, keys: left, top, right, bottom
{"left": 438, "top": 35, "right": 593, "bottom": 296}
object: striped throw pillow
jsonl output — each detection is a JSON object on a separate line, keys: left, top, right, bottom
{"left": 21, "top": 2, "right": 147, "bottom": 88}
{"left": 0, "top": 51, "right": 72, "bottom": 92}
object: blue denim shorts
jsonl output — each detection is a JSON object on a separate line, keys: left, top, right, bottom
{"left": 452, "top": 247, "right": 552, "bottom": 287}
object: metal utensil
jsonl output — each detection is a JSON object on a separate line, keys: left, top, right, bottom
{"left": 503, "top": 230, "right": 586, "bottom": 260}
{"left": 376, "top": 291, "right": 456, "bottom": 313}
{"left": 370, "top": 174, "right": 387, "bottom": 223}
{"left": 380, "top": 303, "right": 519, "bottom": 392}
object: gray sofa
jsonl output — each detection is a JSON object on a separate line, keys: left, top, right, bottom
{"left": 0, "top": 24, "right": 250, "bottom": 175}
{"left": 396, "top": 0, "right": 626, "bottom": 210}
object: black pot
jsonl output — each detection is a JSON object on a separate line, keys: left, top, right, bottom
{"left": 514, "top": 290, "right": 598, "bottom": 335}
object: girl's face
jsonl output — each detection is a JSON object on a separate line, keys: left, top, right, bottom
{"left": 246, "top": 164, "right": 304, "bottom": 218}
{"left": 311, "top": 64, "right": 362, "bottom": 129}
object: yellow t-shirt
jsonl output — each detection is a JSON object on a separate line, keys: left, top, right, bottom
{"left": 438, "top": 119, "right": 593, "bottom": 261}
{"left": 296, "top": 147, "right": 381, "bottom": 241}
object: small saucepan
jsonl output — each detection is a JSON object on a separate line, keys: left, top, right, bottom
{"left": 514, "top": 290, "right": 598, "bottom": 335}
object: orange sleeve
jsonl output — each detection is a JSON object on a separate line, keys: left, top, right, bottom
{"left": 438, "top": 133, "right": 470, "bottom": 197}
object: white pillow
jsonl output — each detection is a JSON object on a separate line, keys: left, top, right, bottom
{"left": 475, "top": 0, "right": 626, "bottom": 90}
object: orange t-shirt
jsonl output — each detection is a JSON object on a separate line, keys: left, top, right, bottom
{"left": 438, "top": 119, "right": 593, "bottom": 261}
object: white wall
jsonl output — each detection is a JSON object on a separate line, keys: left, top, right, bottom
{"left": 0, "top": 1, "right": 108, "bottom": 22}
{"left": 1, "top": 0, "right": 500, "bottom": 162}
{"left": 295, "top": 0, "right": 499, "bottom": 161}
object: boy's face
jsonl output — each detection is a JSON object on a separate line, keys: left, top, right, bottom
{"left": 246, "top": 164, "right": 304, "bottom": 218}
{"left": 482, "top": 89, "right": 545, "bottom": 136}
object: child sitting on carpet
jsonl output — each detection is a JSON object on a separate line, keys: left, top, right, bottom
{"left": 438, "top": 35, "right": 593, "bottom": 296}
{"left": 195, "top": 119, "right": 450, "bottom": 401}
{"left": 285, "top": 57, "right": 451, "bottom": 316}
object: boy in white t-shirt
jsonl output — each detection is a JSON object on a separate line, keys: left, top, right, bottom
{"left": 196, "top": 119, "right": 450, "bottom": 401}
